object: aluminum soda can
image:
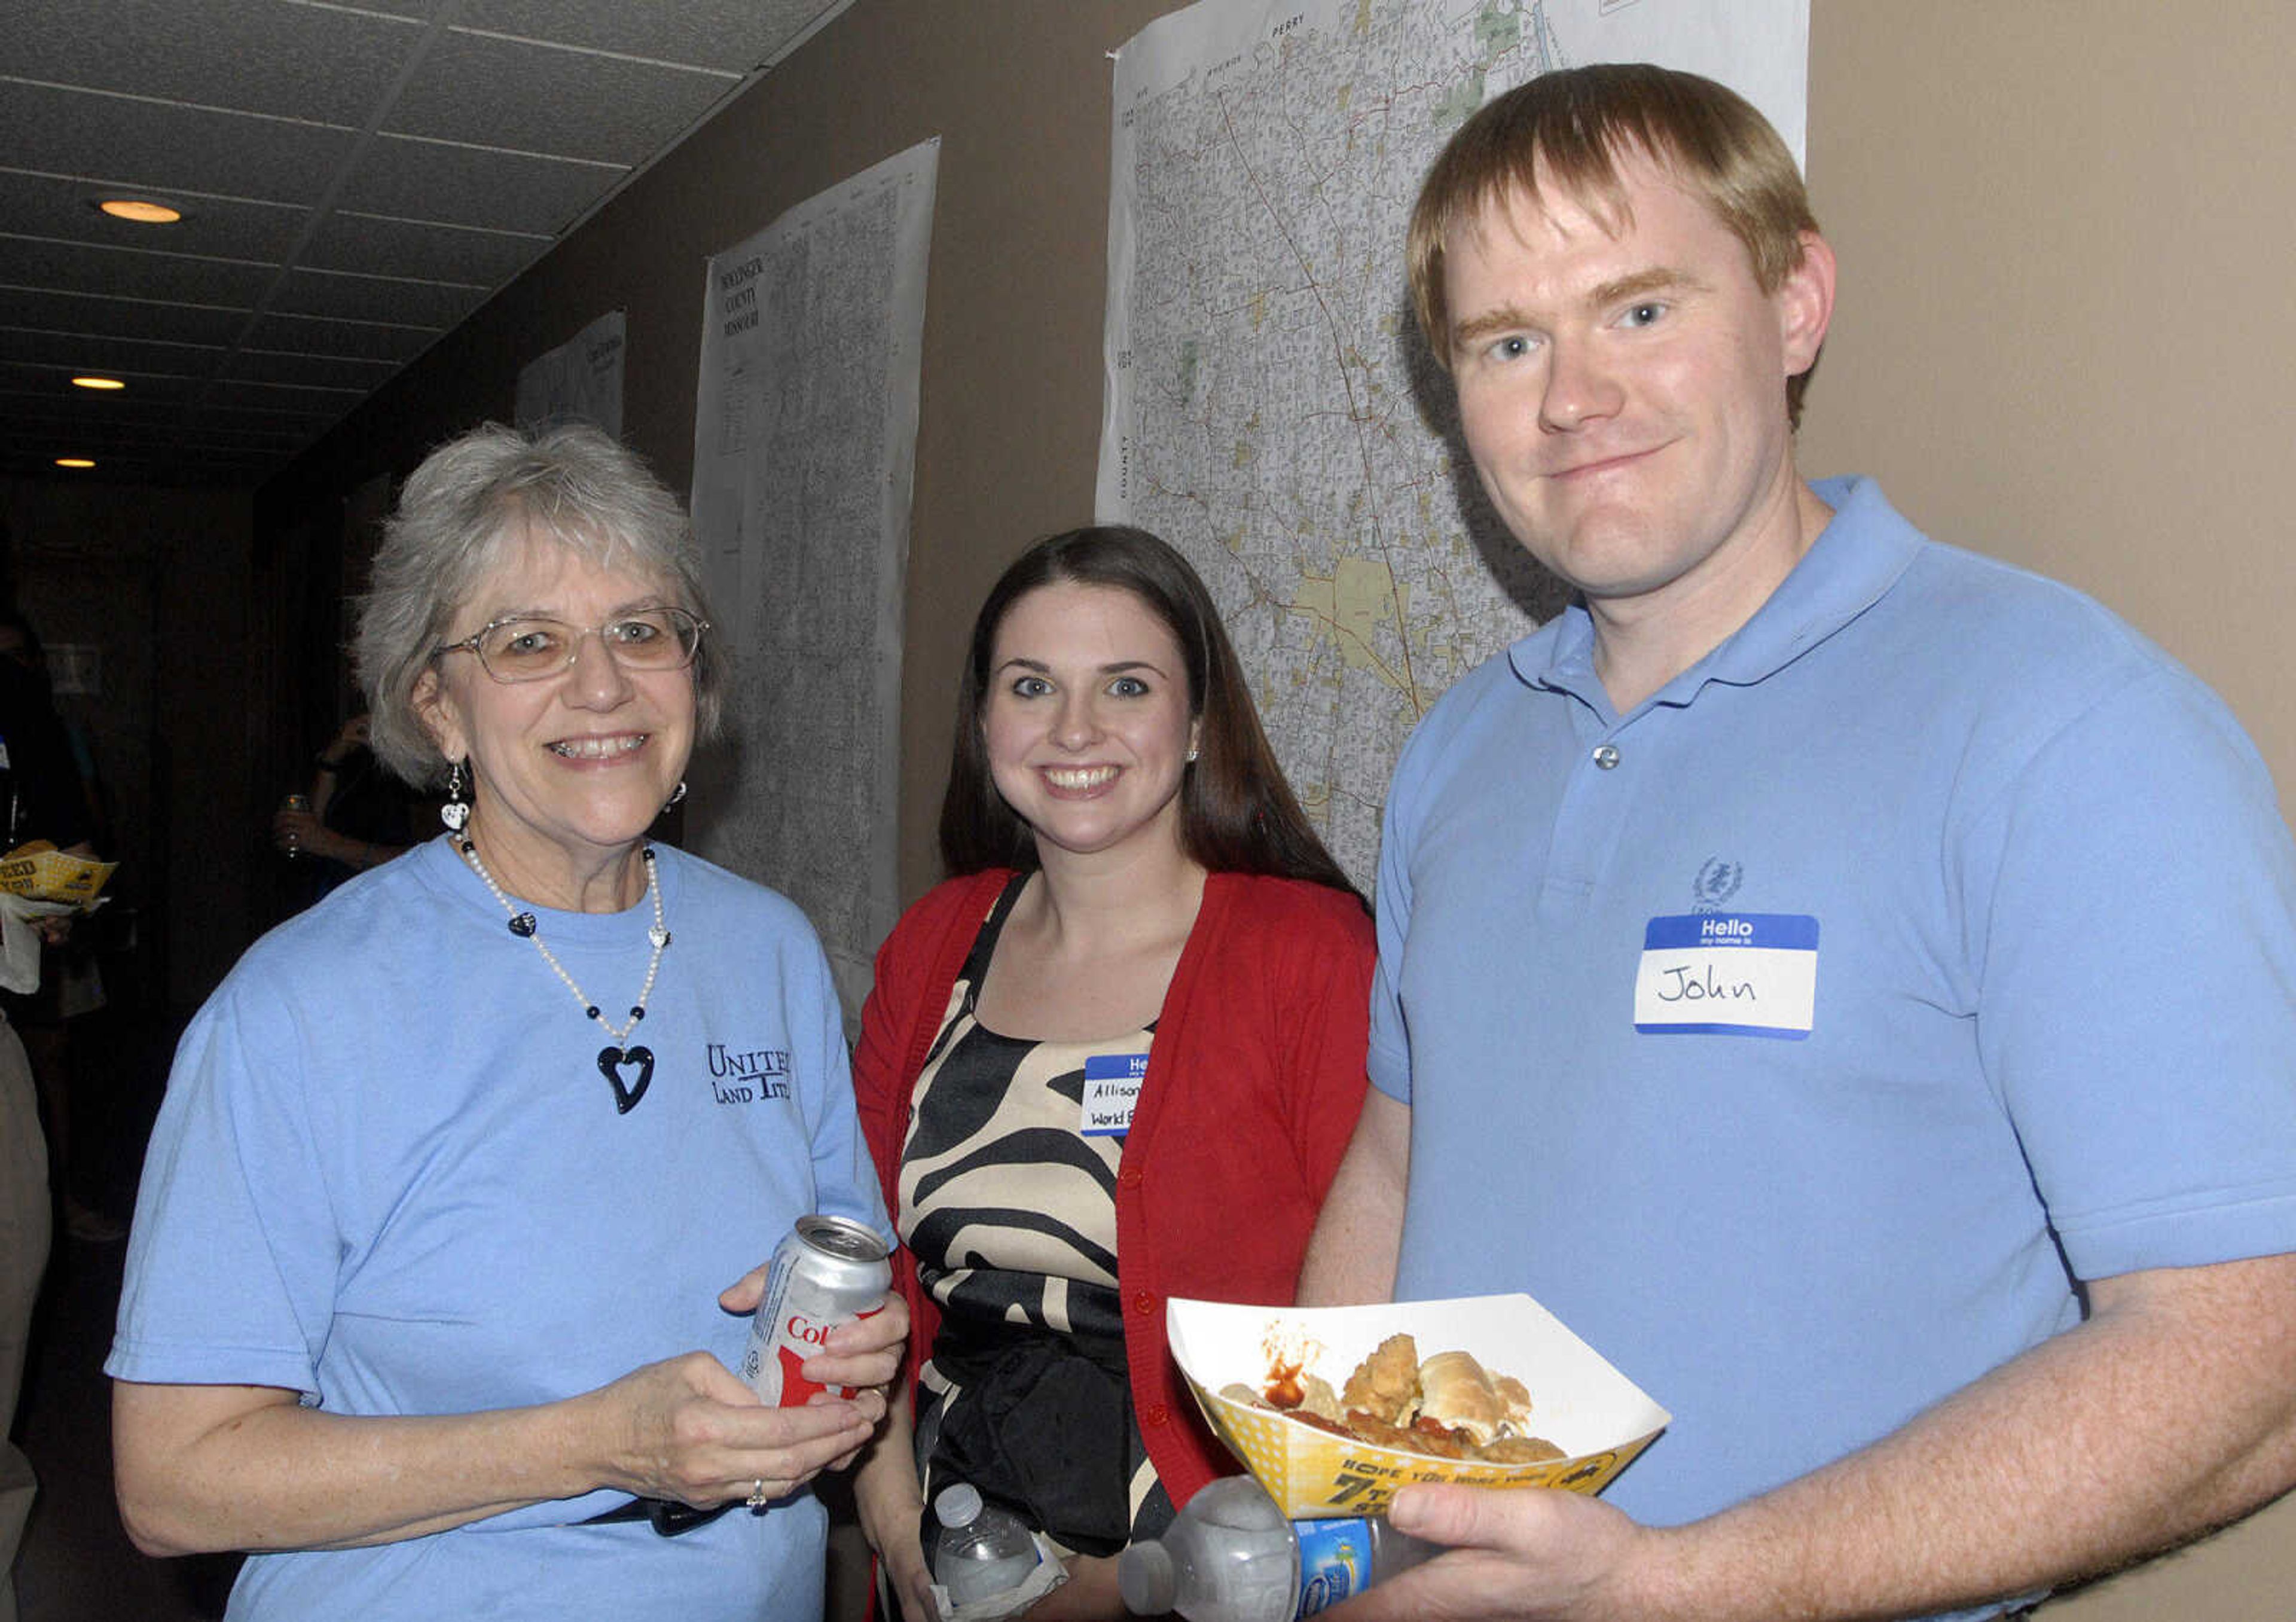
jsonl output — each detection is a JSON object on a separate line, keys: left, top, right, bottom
{"left": 741, "top": 1212, "right": 892, "bottom": 1405}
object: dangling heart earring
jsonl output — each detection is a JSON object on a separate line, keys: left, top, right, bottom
{"left": 440, "top": 759, "right": 471, "bottom": 832}
{"left": 662, "top": 780, "right": 688, "bottom": 813}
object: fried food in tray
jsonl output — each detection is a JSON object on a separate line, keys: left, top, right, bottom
{"left": 1220, "top": 1332, "right": 1564, "bottom": 1465}
{"left": 1339, "top": 1331, "right": 1419, "bottom": 1423}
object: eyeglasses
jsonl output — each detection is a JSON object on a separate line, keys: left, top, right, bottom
{"left": 433, "top": 606, "right": 709, "bottom": 684}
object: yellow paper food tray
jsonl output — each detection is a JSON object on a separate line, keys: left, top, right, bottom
{"left": 1168, "top": 1294, "right": 1669, "bottom": 1519}
{"left": 0, "top": 845, "right": 117, "bottom": 906}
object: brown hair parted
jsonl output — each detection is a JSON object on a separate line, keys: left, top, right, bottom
{"left": 354, "top": 422, "right": 725, "bottom": 788}
{"left": 938, "top": 525, "right": 1361, "bottom": 902}
{"left": 1407, "top": 63, "right": 1821, "bottom": 423}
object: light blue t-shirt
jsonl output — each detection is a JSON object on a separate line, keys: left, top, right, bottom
{"left": 1372, "top": 478, "right": 2296, "bottom": 1548}
{"left": 111, "top": 837, "right": 889, "bottom": 1621}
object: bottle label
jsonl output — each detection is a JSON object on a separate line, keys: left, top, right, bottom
{"left": 1293, "top": 1518, "right": 1375, "bottom": 1617}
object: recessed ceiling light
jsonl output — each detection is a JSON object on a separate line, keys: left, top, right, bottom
{"left": 55, "top": 458, "right": 97, "bottom": 469}
{"left": 71, "top": 376, "right": 126, "bottom": 392}
{"left": 97, "top": 199, "right": 182, "bottom": 224}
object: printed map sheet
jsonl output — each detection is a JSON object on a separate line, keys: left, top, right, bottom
{"left": 1100, "top": 0, "right": 1806, "bottom": 886}
{"left": 514, "top": 309, "right": 625, "bottom": 437}
{"left": 691, "top": 138, "right": 938, "bottom": 1014}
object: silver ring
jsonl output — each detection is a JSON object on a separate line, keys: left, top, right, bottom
{"left": 746, "top": 1477, "right": 769, "bottom": 1511}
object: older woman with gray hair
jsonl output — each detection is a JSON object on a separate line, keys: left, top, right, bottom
{"left": 107, "top": 423, "right": 904, "bottom": 1621}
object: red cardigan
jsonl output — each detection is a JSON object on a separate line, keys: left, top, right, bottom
{"left": 853, "top": 867, "right": 1373, "bottom": 1507}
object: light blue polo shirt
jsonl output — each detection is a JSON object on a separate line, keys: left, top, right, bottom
{"left": 1372, "top": 477, "right": 2296, "bottom": 1533}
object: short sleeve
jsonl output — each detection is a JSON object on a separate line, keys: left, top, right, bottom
{"left": 109, "top": 980, "right": 337, "bottom": 1395}
{"left": 1367, "top": 728, "right": 1427, "bottom": 1105}
{"left": 1973, "top": 667, "right": 2296, "bottom": 1279}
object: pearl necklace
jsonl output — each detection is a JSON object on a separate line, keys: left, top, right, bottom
{"left": 454, "top": 836, "right": 672, "bottom": 1114}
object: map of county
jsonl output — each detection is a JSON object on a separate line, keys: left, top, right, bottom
{"left": 691, "top": 139, "right": 937, "bottom": 1014}
{"left": 1100, "top": 0, "right": 1806, "bottom": 886}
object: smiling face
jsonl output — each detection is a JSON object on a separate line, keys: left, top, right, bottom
{"left": 414, "top": 526, "right": 696, "bottom": 907}
{"left": 1443, "top": 147, "right": 1832, "bottom": 644}
{"left": 982, "top": 580, "right": 1201, "bottom": 868}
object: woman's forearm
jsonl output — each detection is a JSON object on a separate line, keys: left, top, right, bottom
{"left": 114, "top": 1382, "right": 607, "bottom": 1555}
{"left": 115, "top": 1349, "right": 883, "bottom": 1558}
{"left": 854, "top": 1372, "right": 936, "bottom": 1622}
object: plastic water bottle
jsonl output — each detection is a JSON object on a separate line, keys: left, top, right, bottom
{"left": 1118, "top": 1475, "right": 1440, "bottom": 1621}
{"left": 932, "top": 1482, "right": 1043, "bottom": 1608}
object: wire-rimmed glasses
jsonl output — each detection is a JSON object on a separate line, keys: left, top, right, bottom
{"left": 433, "top": 606, "right": 709, "bottom": 684}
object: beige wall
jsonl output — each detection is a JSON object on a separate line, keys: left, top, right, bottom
{"left": 1803, "top": 2, "right": 2296, "bottom": 792}
{"left": 273, "top": 2, "right": 2296, "bottom": 1611}
{"left": 1805, "top": 11, "right": 2296, "bottom": 1614}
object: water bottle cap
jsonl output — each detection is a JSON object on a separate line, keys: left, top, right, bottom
{"left": 1117, "top": 1539, "right": 1176, "bottom": 1615}
{"left": 934, "top": 1482, "right": 984, "bottom": 1528}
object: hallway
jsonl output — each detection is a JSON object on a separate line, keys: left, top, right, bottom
{"left": 11, "top": 1005, "right": 231, "bottom": 1621}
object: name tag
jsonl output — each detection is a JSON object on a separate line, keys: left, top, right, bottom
{"left": 1634, "top": 913, "right": 1818, "bottom": 1039}
{"left": 1080, "top": 1052, "right": 1149, "bottom": 1136}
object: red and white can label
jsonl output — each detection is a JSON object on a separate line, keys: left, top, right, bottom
{"left": 741, "top": 1215, "right": 891, "bottom": 1405}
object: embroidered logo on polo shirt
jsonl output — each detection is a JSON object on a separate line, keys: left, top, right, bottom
{"left": 1692, "top": 858, "right": 1743, "bottom": 911}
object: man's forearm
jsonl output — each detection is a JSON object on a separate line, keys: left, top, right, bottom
{"left": 1298, "top": 1089, "right": 1409, "bottom": 1306}
{"left": 1635, "top": 1252, "right": 2296, "bottom": 1621}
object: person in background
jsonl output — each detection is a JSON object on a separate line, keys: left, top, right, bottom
{"left": 0, "top": 608, "right": 120, "bottom": 1245}
{"left": 108, "top": 423, "right": 905, "bottom": 1621}
{"left": 0, "top": 607, "right": 96, "bottom": 1622}
{"left": 269, "top": 711, "right": 421, "bottom": 897}
{"left": 1300, "top": 64, "right": 2296, "bottom": 1622}
{"left": 852, "top": 527, "right": 1373, "bottom": 1621}
{"left": 0, "top": 612, "right": 109, "bottom": 855}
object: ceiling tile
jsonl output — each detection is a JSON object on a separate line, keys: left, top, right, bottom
{"left": 456, "top": 0, "right": 844, "bottom": 71}
{"left": 244, "top": 310, "right": 438, "bottom": 364}
{"left": 0, "top": 237, "right": 274, "bottom": 310}
{"left": 303, "top": 212, "right": 544, "bottom": 285}
{"left": 222, "top": 347, "right": 401, "bottom": 391}
{"left": 0, "top": 288, "right": 255, "bottom": 349}
{"left": 197, "top": 376, "right": 367, "bottom": 414}
{"left": 383, "top": 32, "right": 731, "bottom": 167}
{"left": 334, "top": 135, "right": 617, "bottom": 234}
{"left": 270, "top": 266, "right": 480, "bottom": 328}
{"left": 0, "top": 83, "right": 356, "bottom": 206}
{"left": 5, "top": 0, "right": 425, "bottom": 126}
{"left": 0, "top": 376, "right": 197, "bottom": 419}
{"left": 0, "top": 172, "right": 306, "bottom": 263}
{"left": 0, "top": 329, "right": 227, "bottom": 380}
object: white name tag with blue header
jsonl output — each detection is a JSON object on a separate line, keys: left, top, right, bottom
{"left": 1635, "top": 913, "right": 1818, "bottom": 1039}
{"left": 1080, "top": 1052, "right": 1149, "bottom": 1136}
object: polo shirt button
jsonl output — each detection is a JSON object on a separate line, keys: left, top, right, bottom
{"left": 1132, "top": 1291, "right": 1156, "bottom": 1317}
{"left": 1117, "top": 1166, "right": 1143, "bottom": 1190}
{"left": 1592, "top": 743, "right": 1621, "bottom": 770}
{"left": 1144, "top": 1403, "right": 1170, "bottom": 1427}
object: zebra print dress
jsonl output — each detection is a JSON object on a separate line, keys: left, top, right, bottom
{"left": 899, "top": 874, "right": 1177, "bottom": 1556}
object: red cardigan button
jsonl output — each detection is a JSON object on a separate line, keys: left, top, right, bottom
{"left": 1132, "top": 1291, "right": 1156, "bottom": 1316}
{"left": 1116, "top": 1166, "right": 1143, "bottom": 1190}
{"left": 1144, "top": 1403, "right": 1170, "bottom": 1427}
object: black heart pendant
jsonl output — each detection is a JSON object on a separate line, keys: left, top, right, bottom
{"left": 598, "top": 1044, "right": 655, "bottom": 1114}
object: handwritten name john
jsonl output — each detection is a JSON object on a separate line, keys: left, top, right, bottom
{"left": 1654, "top": 964, "right": 1757, "bottom": 1003}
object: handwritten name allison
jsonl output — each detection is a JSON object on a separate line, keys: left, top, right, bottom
{"left": 1654, "top": 962, "right": 1758, "bottom": 1003}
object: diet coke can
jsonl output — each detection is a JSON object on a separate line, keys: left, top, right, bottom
{"left": 742, "top": 1213, "right": 892, "bottom": 1405}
